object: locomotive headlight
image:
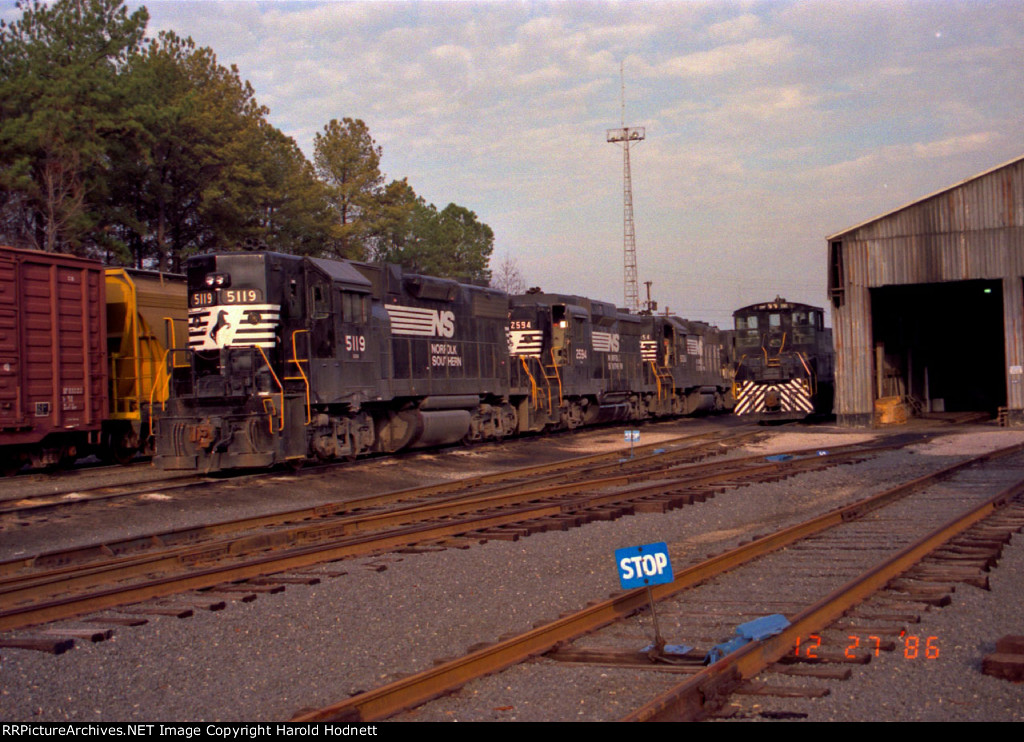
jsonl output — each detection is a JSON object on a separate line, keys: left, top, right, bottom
{"left": 559, "top": 320, "right": 568, "bottom": 328}
{"left": 204, "top": 272, "right": 231, "bottom": 288}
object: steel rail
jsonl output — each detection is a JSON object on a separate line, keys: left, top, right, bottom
{"left": 0, "top": 432, "right": 887, "bottom": 584}
{"left": 0, "top": 440, "right": 889, "bottom": 606}
{"left": 0, "top": 427, "right": 752, "bottom": 519}
{"left": 0, "top": 438, "right": 900, "bottom": 632}
{"left": 290, "top": 440, "right": 1024, "bottom": 723}
{"left": 622, "top": 473, "right": 1024, "bottom": 721}
{"left": 0, "top": 428, "right": 752, "bottom": 576}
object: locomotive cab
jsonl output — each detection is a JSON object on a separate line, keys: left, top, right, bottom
{"left": 732, "top": 297, "right": 833, "bottom": 421}
{"left": 156, "top": 253, "right": 378, "bottom": 470}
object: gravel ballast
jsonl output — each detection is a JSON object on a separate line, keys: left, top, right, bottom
{"left": 1, "top": 422, "right": 1022, "bottom": 722}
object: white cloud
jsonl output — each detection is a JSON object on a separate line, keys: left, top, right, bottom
{"left": 124, "top": 0, "right": 1024, "bottom": 322}
{"left": 653, "top": 35, "right": 798, "bottom": 78}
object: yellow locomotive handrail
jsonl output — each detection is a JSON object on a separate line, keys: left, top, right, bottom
{"left": 520, "top": 356, "right": 540, "bottom": 410}
{"left": 648, "top": 360, "right": 674, "bottom": 401}
{"left": 147, "top": 349, "right": 171, "bottom": 437}
{"left": 283, "top": 329, "right": 312, "bottom": 425}
{"left": 165, "top": 317, "right": 188, "bottom": 368}
{"left": 255, "top": 345, "right": 286, "bottom": 433}
{"left": 764, "top": 332, "right": 786, "bottom": 367}
{"left": 796, "top": 351, "right": 817, "bottom": 395}
{"left": 546, "top": 348, "right": 563, "bottom": 409}
{"left": 518, "top": 352, "right": 562, "bottom": 415}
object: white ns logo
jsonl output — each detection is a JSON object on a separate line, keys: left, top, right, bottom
{"left": 432, "top": 310, "right": 456, "bottom": 338}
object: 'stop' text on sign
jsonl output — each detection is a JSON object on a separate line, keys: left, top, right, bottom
{"left": 615, "top": 541, "right": 673, "bottom": 590}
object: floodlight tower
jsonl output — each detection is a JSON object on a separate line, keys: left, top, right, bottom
{"left": 606, "top": 65, "right": 645, "bottom": 313}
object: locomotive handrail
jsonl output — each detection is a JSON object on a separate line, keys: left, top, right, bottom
{"left": 147, "top": 349, "right": 172, "bottom": 438}
{"left": 164, "top": 317, "right": 188, "bottom": 368}
{"left": 648, "top": 360, "right": 673, "bottom": 401}
{"left": 763, "top": 331, "right": 787, "bottom": 367}
{"left": 796, "top": 351, "right": 817, "bottom": 395}
{"left": 285, "top": 329, "right": 312, "bottom": 425}
{"left": 520, "top": 356, "right": 541, "bottom": 411}
{"left": 255, "top": 345, "right": 286, "bottom": 432}
{"left": 547, "top": 348, "right": 563, "bottom": 408}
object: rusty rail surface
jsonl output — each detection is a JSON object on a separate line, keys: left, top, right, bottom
{"left": 291, "top": 440, "right": 1024, "bottom": 722}
{"left": 0, "top": 427, "right": 752, "bottom": 516}
{"left": 0, "top": 437, "right": 902, "bottom": 632}
{"left": 623, "top": 474, "right": 1024, "bottom": 721}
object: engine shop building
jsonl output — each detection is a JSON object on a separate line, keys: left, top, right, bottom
{"left": 827, "top": 154, "right": 1024, "bottom": 427}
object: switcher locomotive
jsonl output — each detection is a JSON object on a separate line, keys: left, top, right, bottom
{"left": 154, "top": 252, "right": 733, "bottom": 472}
{"left": 731, "top": 297, "right": 834, "bottom": 421}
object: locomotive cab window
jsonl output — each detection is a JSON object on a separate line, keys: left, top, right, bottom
{"left": 551, "top": 305, "right": 570, "bottom": 364}
{"left": 339, "top": 290, "right": 367, "bottom": 323}
{"left": 310, "top": 284, "right": 330, "bottom": 320}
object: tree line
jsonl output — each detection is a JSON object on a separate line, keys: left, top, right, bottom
{"left": 0, "top": 0, "right": 498, "bottom": 284}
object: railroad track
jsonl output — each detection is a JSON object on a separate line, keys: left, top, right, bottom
{"left": 0, "top": 423, "right": 754, "bottom": 520}
{"left": 289, "top": 439, "right": 1024, "bottom": 722}
{"left": 0, "top": 428, "right": 892, "bottom": 633}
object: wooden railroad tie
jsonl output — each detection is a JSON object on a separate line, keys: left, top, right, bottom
{"left": 982, "top": 635, "right": 1024, "bottom": 682}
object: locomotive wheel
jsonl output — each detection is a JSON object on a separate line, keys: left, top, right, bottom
{"left": 111, "top": 444, "right": 137, "bottom": 466}
{"left": 109, "top": 432, "right": 138, "bottom": 466}
{"left": 99, "top": 428, "right": 138, "bottom": 466}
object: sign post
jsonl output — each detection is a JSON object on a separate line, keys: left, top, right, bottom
{"left": 624, "top": 429, "right": 640, "bottom": 458}
{"left": 615, "top": 541, "right": 674, "bottom": 658}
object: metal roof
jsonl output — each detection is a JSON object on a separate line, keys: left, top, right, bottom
{"left": 826, "top": 152, "right": 1024, "bottom": 241}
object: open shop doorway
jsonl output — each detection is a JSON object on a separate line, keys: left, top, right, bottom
{"left": 870, "top": 279, "right": 1005, "bottom": 416}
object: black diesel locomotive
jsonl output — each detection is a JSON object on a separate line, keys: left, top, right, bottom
{"left": 731, "top": 297, "right": 834, "bottom": 421}
{"left": 154, "top": 252, "right": 732, "bottom": 471}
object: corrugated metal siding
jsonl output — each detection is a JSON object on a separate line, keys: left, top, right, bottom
{"left": 1004, "top": 276, "right": 1024, "bottom": 412}
{"left": 829, "top": 156, "right": 1024, "bottom": 423}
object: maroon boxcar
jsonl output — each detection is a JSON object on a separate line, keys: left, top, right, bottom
{"left": 0, "top": 246, "right": 107, "bottom": 473}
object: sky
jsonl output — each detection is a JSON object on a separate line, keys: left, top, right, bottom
{"left": 10, "top": 0, "right": 1024, "bottom": 327}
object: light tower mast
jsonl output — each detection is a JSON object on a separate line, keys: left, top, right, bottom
{"left": 606, "top": 62, "right": 645, "bottom": 312}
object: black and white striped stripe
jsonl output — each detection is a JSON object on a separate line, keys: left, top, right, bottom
{"left": 509, "top": 329, "right": 544, "bottom": 357}
{"left": 188, "top": 304, "right": 280, "bottom": 350}
{"left": 735, "top": 379, "right": 814, "bottom": 416}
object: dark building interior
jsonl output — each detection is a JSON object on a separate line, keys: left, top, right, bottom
{"left": 870, "top": 279, "right": 1006, "bottom": 415}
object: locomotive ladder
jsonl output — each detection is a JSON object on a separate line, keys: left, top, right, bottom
{"left": 648, "top": 360, "right": 674, "bottom": 401}
{"left": 255, "top": 346, "right": 286, "bottom": 433}
{"left": 541, "top": 349, "right": 563, "bottom": 413}
{"left": 519, "top": 353, "right": 563, "bottom": 415}
{"left": 283, "top": 329, "right": 312, "bottom": 425}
